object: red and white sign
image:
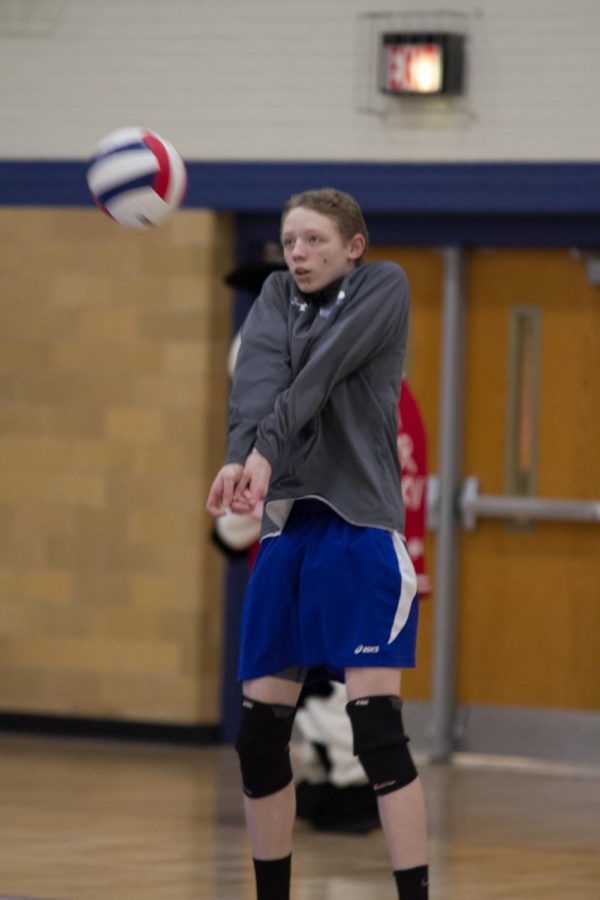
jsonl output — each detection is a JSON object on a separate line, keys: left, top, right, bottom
{"left": 384, "top": 42, "right": 443, "bottom": 94}
{"left": 398, "top": 380, "right": 431, "bottom": 597}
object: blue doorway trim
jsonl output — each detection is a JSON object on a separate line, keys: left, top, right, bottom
{"left": 235, "top": 210, "right": 600, "bottom": 249}
{"left": 220, "top": 161, "right": 600, "bottom": 743}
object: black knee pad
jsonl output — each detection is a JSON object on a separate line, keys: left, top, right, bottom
{"left": 346, "top": 695, "right": 418, "bottom": 797}
{"left": 234, "top": 696, "right": 296, "bottom": 799}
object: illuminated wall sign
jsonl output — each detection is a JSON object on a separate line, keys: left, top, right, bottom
{"left": 381, "top": 32, "right": 465, "bottom": 96}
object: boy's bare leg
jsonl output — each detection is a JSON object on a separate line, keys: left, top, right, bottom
{"left": 377, "top": 778, "right": 429, "bottom": 869}
{"left": 243, "top": 783, "right": 296, "bottom": 859}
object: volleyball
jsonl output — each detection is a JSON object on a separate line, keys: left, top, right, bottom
{"left": 86, "top": 127, "right": 187, "bottom": 227}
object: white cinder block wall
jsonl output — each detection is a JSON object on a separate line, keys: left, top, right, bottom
{"left": 0, "top": 0, "right": 599, "bottom": 162}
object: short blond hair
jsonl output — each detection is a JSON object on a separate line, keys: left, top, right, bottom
{"left": 281, "top": 188, "right": 369, "bottom": 263}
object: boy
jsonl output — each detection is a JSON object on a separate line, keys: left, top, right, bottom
{"left": 207, "top": 188, "right": 429, "bottom": 899}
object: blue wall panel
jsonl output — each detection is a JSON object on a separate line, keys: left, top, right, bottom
{"left": 3, "top": 160, "right": 600, "bottom": 247}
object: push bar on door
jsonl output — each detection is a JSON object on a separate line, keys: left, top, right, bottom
{"left": 425, "top": 476, "right": 600, "bottom": 530}
{"left": 459, "top": 477, "right": 600, "bottom": 530}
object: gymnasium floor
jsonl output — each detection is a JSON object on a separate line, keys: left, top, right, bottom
{"left": 0, "top": 734, "right": 598, "bottom": 899}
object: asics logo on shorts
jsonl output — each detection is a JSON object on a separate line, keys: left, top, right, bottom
{"left": 354, "top": 644, "right": 380, "bottom": 654}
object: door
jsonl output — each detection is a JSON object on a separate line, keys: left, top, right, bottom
{"left": 369, "top": 246, "right": 600, "bottom": 711}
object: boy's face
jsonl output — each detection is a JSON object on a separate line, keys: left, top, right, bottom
{"left": 281, "top": 207, "right": 365, "bottom": 293}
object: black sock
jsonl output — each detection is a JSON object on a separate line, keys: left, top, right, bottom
{"left": 253, "top": 854, "right": 291, "bottom": 900}
{"left": 394, "top": 864, "right": 429, "bottom": 899}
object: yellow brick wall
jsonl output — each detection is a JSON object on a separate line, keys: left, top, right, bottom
{"left": 0, "top": 208, "right": 234, "bottom": 725}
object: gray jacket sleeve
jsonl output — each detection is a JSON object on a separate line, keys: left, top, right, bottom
{"left": 225, "top": 274, "right": 291, "bottom": 465}
{"left": 254, "top": 262, "right": 408, "bottom": 467}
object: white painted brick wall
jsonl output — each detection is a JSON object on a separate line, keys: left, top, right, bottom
{"left": 0, "top": 0, "right": 599, "bottom": 161}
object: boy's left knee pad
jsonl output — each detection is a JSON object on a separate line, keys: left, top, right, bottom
{"left": 346, "top": 695, "right": 418, "bottom": 796}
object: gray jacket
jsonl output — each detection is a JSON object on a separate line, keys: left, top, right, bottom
{"left": 225, "top": 260, "right": 410, "bottom": 537}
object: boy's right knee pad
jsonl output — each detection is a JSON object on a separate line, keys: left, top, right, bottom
{"left": 346, "top": 695, "right": 418, "bottom": 796}
{"left": 234, "top": 696, "right": 296, "bottom": 798}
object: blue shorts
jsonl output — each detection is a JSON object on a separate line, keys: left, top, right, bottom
{"left": 238, "top": 500, "right": 419, "bottom": 683}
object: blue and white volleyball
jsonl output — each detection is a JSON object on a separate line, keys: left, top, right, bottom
{"left": 86, "top": 127, "right": 187, "bottom": 227}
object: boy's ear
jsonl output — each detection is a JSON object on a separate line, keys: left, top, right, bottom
{"left": 348, "top": 233, "right": 367, "bottom": 259}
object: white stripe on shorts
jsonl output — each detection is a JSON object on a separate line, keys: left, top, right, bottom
{"left": 387, "top": 532, "right": 418, "bottom": 645}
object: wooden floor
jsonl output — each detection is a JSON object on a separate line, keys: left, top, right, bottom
{"left": 0, "top": 734, "right": 598, "bottom": 899}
